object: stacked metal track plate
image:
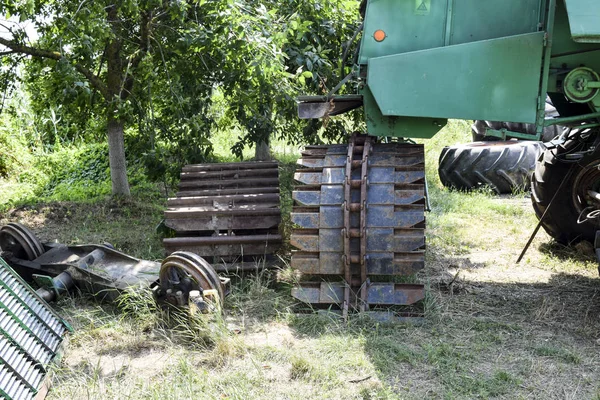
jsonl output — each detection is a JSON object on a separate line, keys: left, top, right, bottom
{"left": 290, "top": 137, "right": 426, "bottom": 317}
{"left": 0, "top": 257, "right": 71, "bottom": 400}
{"left": 163, "top": 161, "right": 282, "bottom": 271}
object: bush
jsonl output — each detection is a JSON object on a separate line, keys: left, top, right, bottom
{"left": 1, "top": 141, "right": 156, "bottom": 205}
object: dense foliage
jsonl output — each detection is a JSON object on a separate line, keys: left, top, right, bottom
{"left": 0, "top": 0, "right": 362, "bottom": 194}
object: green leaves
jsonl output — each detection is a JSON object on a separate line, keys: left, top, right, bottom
{"left": 1, "top": 0, "right": 362, "bottom": 184}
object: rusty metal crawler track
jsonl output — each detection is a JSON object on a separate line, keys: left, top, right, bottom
{"left": 164, "top": 162, "right": 282, "bottom": 272}
{"left": 290, "top": 137, "right": 426, "bottom": 318}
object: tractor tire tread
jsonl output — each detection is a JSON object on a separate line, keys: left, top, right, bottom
{"left": 438, "top": 141, "right": 543, "bottom": 194}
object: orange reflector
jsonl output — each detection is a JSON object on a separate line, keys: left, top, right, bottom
{"left": 374, "top": 30, "right": 386, "bottom": 42}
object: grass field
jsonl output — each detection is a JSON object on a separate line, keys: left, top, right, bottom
{"left": 1, "top": 121, "right": 600, "bottom": 399}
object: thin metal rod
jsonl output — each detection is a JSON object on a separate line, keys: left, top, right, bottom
{"left": 544, "top": 111, "right": 600, "bottom": 126}
{"left": 517, "top": 165, "right": 576, "bottom": 263}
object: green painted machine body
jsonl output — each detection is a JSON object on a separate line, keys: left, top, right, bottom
{"left": 353, "top": 0, "right": 600, "bottom": 139}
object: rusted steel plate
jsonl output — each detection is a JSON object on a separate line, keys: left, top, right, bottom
{"left": 367, "top": 252, "right": 425, "bottom": 275}
{"left": 366, "top": 205, "right": 425, "bottom": 228}
{"left": 180, "top": 168, "right": 278, "bottom": 181}
{"left": 368, "top": 284, "right": 425, "bottom": 305}
{"left": 394, "top": 186, "right": 425, "bottom": 204}
{"left": 291, "top": 282, "right": 425, "bottom": 305}
{"left": 166, "top": 205, "right": 280, "bottom": 215}
{"left": 293, "top": 205, "right": 424, "bottom": 230}
{"left": 164, "top": 235, "right": 282, "bottom": 257}
{"left": 368, "top": 167, "right": 425, "bottom": 184}
{"left": 291, "top": 251, "right": 424, "bottom": 276}
{"left": 294, "top": 169, "right": 344, "bottom": 185}
{"left": 165, "top": 235, "right": 281, "bottom": 245}
{"left": 292, "top": 185, "right": 346, "bottom": 207}
{"left": 165, "top": 208, "right": 280, "bottom": 218}
{"left": 366, "top": 228, "right": 425, "bottom": 252}
{"left": 163, "top": 242, "right": 281, "bottom": 257}
{"left": 294, "top": 168, "right": 424, "bottom": 186}
{"left": 292, "top": 190, "right": 321, "bottom": 206}
{"left": 178, "top": 177, "right": 280, "bottom": 190}
{"left": 168, "top": 193, "right": 280, "bottom": 207}
{"left": 182, "top": 161, "right": 278, "bottom": 172}
{"left": 365, "top": 184, "right": 424, "bottom": 205}
{"left": 297, "top": 153, "right": 425, "bottom": 168}
{"left": 164, "top": 214, "right": 281, "bottom": 231}
{"left": 289, "top": 232, "right": 319, "bottom": 252}
{"left": 177, "top": 187, "right": 280, "bottom": 197}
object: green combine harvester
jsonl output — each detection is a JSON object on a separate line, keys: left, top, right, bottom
{"left": 291, "top": 0, "right": 600, "bottom": 318}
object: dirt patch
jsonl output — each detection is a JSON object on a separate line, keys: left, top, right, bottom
{"left": 64, "top": 347, "right": 175, "bottom": 380}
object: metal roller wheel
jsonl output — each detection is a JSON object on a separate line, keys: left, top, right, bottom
{"left": 0, "top": 223, "right": 45, "bottom": 261}
{"left": 159, "top": 251, "right": 224, "bottom": 308}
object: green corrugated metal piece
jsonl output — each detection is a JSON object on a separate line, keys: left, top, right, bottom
{"left": 367, "top": 32, "right": 545, "bottom": 123}
{"left": 564, "top": 0, "right": 600, "bottom": 43}
{"left": 0, "top": 257, "right": 70, "bottom": 400}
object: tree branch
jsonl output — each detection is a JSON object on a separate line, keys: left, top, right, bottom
{"left": 0, "top": 37, "right": 109, "bottom": 100}
{"left": 122, "top": 8, "right": 152, "bottom": 97}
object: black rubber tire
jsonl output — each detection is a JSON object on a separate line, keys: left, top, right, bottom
{"left": 531, "top": 142, "right": 600, "bottom": 244}
{"left": 471, "top": 121, "right": 561, "bottom": 143}
{"left": 439, "top": 141, "right": 544, "bottom": 194}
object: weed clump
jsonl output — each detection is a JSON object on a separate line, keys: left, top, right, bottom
{"left": 116, "top": 286, "right": 243, "bottom": 363}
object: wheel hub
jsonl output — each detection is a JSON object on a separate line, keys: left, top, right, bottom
{"left": 157, "top": 251, "right": 227, "bottom": 309}
{"left": 572, "top": 160, "right": 600, "bottom": 223}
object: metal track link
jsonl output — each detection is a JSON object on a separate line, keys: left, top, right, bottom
{"left": 290, "top": 136, "right": 426, "bottom": 319}
{"left": 164, "top": 162, "right": 282, "bottom": 272}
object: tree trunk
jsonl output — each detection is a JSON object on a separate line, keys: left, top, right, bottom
{"left": 255, "top": 138, "right": 271, "bottom": 161}
{"left": 107, "top": 116, "right": 131, "bottom": 196}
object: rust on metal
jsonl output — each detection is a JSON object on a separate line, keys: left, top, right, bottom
{"left": 164, "top": 162, "right": 282, "bottom": 269}
{"left": 290, "top": 137, "right": 426, "bottom": 319}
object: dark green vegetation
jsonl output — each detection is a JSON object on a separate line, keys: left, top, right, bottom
{"left": 0, "top": 0, "right": 361, "bottom": 195}
{"left": 1, "top": 122, "right": 599, "bottom": 399}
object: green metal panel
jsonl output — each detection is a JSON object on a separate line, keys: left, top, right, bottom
{"left": 449, "top": 0, "right": 541, "bottom": 45}
{"left": 359, "top": 0, "right": 545, "bottom": 64}
{"left": 359, "top": 0, "right": 449, "bottom": 64}
{"left": 564, "top": 0, "right": 600, "bottom": 43}
{"left": 367, "top": 32, "right": 545, "bottom": 123}
{"left": 551, "top": 1, "right": 600, "bottom": 56}
{"left": 361, "top": 87, "right": 446, "bottom": 139}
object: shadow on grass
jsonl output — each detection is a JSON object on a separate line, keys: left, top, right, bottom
{"left": 538, "top": 240, "right": 598, "bottom": 264}
{"left": 284, "top": 250, "right": 600, "bottom": 399}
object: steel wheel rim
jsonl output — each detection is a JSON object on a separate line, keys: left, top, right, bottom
{"left": 572, "top": 160, "right": 600, "bottom": 224}
{"left": 0, "top": 223, "right": 44, "bottom": 261}
{"left": 159, "top": 251, "right": 223, "bottom": 306}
